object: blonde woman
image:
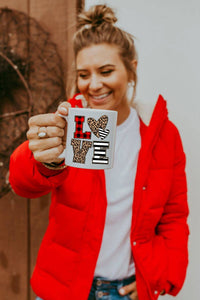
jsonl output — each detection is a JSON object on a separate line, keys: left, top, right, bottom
{"left": 9, "top": 5, "right": 189, "bottom": 300}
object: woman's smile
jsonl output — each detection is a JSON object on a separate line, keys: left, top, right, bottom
{"left": 88, "top": 91, "right": 112, "bottom": 104}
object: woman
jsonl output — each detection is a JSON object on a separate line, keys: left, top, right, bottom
{"left": 9, "top": 5, "right": 189, "bottom": 300}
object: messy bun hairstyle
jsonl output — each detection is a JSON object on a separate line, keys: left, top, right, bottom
{"left": 77, "top": 5, "right": 117, "bottom": 30}
{"left": 70, "top": 5, "right": 138, "bottom": 103}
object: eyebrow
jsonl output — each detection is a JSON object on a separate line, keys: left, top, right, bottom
{"left": 99, "top": 64, "right": 115, "bottom": 69}
{"left": 77, "top": 64, "right": 115, "bottom": 72}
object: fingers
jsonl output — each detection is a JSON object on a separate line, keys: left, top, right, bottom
{"left": 27, "top": 126, "right": 64, "bottom": 140}
{"left": 119, "top": 281, "right": 138, "bottom": 299}
{"left": 27, "top": 112, "right": 67, "bottom": 163}
{"left": 29, "top": 136, "right": 64, "bottom": 163}
{"left": 119, "top": 281, "right": 137, "bottom": 294}
{"left": 28, "top": 113, "right": 66, "bottom": 128}
{"left": 127, "top": 292, "right": 138, "bottom": 300}
{"left": 56, "top": 101, "right": 71, "bottom": 116}
{"left": 32, "top": 144, "right": 64, "bottom": 163}
{"left": 28, "top": 135, "right": 65, "bottom": 163}
{"left": 29, "top": 136, "right": 62, "bottom": 151}
{"left": 26, "top": 102, "right": 71, "bottom": 163}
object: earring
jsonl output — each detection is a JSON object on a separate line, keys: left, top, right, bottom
{"left": 128, "top": 81, "right": 135, "bottom": 87}
{"left": 127, "top": 81, "right": 135, "bottom": 103}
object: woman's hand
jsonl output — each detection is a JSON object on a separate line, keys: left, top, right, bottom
{"left": 119, "top": 281, "right": 139, "bottom": 300}
{"left": 27, "top": 102, "right": 71, "bottom": 163}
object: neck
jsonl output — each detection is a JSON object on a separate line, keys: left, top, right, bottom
{"left": 117, "top": 102, "right": 131, "bottom": 125}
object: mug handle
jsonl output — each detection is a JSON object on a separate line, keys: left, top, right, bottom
{"left": 58, "top": 114, "right": 68, "bottom": 159}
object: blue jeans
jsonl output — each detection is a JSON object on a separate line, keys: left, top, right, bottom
{"left": 88, "top": 274, "right": 135, "bottom": 300}
{"left": 36, "top": 274, "right": 135, "bottom": 300}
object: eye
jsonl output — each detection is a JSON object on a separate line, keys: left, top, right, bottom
{"left": 101, "top": 70, "right": 113, "bottom": 76}
{"left": 78, "top": 73, "right": 89, "bottom": 79}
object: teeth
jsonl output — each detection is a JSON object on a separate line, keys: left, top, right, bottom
{"left": 92, "top": 93, "right": 110, "bottom": 100}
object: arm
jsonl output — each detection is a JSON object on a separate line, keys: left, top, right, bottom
{"left": 9, "top": 140, "right": 68, "bottom": 198}
{"left": 156, "top": 126, "right": 189, "bottom": 295}
{"left": 9, "top": 96, "right": 84, "bottom": 199}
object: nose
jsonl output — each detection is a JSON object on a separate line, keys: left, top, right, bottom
{"left": 89, "top": 74, "right": 103, "bottom": 91}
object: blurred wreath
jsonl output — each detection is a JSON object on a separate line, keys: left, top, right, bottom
{"left": 0, "top": 7, "right": 66, "bottom": 197}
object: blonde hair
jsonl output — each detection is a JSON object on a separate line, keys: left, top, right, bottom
{"left": 68, "top": 5, "right": 138, "bottom": 103}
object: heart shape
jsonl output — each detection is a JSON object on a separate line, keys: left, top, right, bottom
{"left": 98, "top": 128, "right": 110, "bottom": 140}
{"left": 87, "top": 115, "right": 110, "bottom": 139}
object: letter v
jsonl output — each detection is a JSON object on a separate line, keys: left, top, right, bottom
{"left": 71, "top": 139, "right": 92, "bottom": 164}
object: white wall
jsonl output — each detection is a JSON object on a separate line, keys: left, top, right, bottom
{"left": 86, "top": 1, "right": 200, "bottom": 299}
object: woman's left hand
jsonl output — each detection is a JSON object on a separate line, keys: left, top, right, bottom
{"left": 119, "top": 281, "right": 138, "bottom": 299}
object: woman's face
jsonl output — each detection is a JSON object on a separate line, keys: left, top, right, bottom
{"left": 76, "top": 43, "right": 131, "bottom": 124}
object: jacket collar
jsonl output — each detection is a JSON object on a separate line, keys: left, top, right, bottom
{"left": 133, "top": 94, "right": 168, "bottom": 126}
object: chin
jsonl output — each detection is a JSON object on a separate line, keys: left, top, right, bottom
{"left": 90, "top": 104, "right": 112, "bottom": 111}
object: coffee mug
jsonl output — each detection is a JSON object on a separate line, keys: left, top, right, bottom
{"left": 59, "top": 107, "right": 118, "bottom": 169}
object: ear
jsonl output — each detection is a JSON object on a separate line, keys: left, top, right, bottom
{"left": 132, "top": 59, "right": 138, "bottom": 70}
{"left": 128, "top": 59, "right": 138, "bottom": 82}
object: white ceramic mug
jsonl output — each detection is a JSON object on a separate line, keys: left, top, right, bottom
{"left": 59, "top": 107, "right": 118, "bottom": 169}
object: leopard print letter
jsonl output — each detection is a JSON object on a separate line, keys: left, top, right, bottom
{"left": 71, "top": 139, "right": 92, "bottom": 164}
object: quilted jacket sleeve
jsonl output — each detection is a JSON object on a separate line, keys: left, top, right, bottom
{"left": 157, "top": 124, "right": 189, "bottom": 296}
{"left": 9, "top": 140, "right": 68, "bottom": 198}
{"left": 9, "top": 95, "right": 85, "bottom": 199}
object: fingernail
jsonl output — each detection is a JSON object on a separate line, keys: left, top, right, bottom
{"left": 60, "top": 107, "right": 68, "bottom": 114}
{"left": 119, "top": 288, "right": 125, "bottom": 295}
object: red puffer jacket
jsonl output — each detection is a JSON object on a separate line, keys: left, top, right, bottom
{"left": 9, "top": 95, "right": 189, "bottom": 300}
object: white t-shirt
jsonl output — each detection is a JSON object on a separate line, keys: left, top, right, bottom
{"left": 94, "top": 107, "right": 141, "bottom": 280}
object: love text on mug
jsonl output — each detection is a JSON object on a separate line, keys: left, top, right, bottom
{"left": 70, "top": 115, "right": 110, "bottom": 165}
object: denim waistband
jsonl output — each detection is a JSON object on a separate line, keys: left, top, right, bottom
{"left": 92, "top": 274, "right": 136, "bottom": 290}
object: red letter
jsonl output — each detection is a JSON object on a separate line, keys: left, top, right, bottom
{"left": 74, "top": 116, "right": 91, "bottom": 139}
